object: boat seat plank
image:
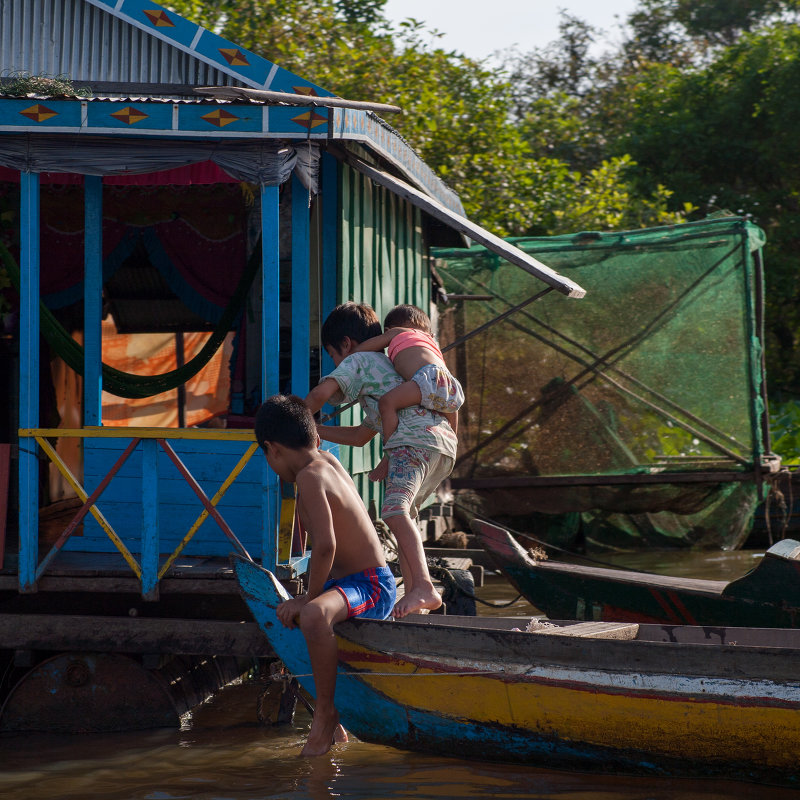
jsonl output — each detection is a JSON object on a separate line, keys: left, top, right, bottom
{"left": 436, "top": 557, "right": 473, "bottom": 571}
{"left": 536, "top": 561, "right": 728, "bottom": 594}
{"left": 535, "top": 622, "right": 640, "bottom": 639}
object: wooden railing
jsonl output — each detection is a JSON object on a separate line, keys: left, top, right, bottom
{"left": 15, "top": 427, "right": 300, "bottom": 597}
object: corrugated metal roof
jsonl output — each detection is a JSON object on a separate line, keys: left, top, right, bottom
{"left": 1, "top": 0, "right": 239, "bottom": 87}
{"left": 0, "top": 0, "right": 466, "bottom": 214}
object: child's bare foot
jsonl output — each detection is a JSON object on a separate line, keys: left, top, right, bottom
{"left": 333, "top": 723, "right": 348, "bottom": 743}
{"left": 301, "top": 708, "right": 340, "bottom": 757}
{"left": 368, "top": 458, "right": 389, "bottom": 482}
{"left": 393, "top": 586, "right": 442, "bottom": 619}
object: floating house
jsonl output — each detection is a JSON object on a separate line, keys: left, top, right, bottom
{"left": 0, "top": 0, "right": 581, "bottom": 729}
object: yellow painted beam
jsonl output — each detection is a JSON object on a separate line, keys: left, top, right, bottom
{"left": 20, "top": 427, "right": 256, "bottom": 441}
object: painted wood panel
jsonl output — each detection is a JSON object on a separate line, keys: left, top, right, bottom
{"left": 72, "top": 438, "right": 266, "bottom": 558}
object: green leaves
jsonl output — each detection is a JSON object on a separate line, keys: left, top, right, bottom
{"left": 770, "top": 400, "right": 800, "bottom": 464}
{"left": 165, "top": 0, "right": 687, "bottom": 241}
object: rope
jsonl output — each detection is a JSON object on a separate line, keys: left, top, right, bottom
{"left": 764, "top": 468, "right": 793, "bottom": 546}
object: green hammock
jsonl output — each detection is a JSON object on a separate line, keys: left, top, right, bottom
{"left": 0, "top": 239, "right": 259, "bottom": 399}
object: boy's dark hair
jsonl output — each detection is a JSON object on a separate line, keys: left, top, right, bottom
{"left": 321, "top": 302, "right": 382, "bottom": 350}
{"left": 255, "top": 395, "right": 317, "bottom": 450}
{"left": 384, "top": 304, "right": 432, "bottom": 335}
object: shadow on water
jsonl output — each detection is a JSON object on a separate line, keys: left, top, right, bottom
{"left": 1, "top": 548, "right": 795, "bottom": 800}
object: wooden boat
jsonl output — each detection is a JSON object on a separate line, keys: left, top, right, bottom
{"left": 232, "top": 553, "right": 800, "bottom": 786}
{"left": 473, "top": 519, "right": 800, "bottom": 628}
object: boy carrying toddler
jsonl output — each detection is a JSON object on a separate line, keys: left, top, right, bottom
{"left": 304, "top": 302, "right": 460, "bottom": 619}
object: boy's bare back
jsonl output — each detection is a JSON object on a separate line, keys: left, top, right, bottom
{"left": 295, "top": 450, "right": 386, "bottom": 580}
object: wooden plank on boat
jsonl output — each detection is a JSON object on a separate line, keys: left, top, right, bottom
{"left": 425, "top": 546, "right": 495, "bottom": 569}
{"left": 534, "top": 622, "right": 640, "bottom": 639}
{"left": 438, "top": 557, "right": 473, "bottom": 571}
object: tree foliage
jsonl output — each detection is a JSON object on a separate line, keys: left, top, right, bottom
{"left": 602, "top": 21, "right": 800, "bottom": 394}
{"left": 164, "top": 0, "right": 685, "bottom": 236}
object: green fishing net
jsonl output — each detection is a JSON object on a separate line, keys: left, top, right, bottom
{"left": 433, "top": 217, "right": 770, "bottom": 548}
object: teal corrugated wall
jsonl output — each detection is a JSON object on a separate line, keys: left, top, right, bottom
{"left": 338, "top": 161, "right": 428, "bottom": 508}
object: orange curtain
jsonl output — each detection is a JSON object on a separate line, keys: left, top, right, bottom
{"left": 100, "top": 319, "right": 233, "bottom": 428}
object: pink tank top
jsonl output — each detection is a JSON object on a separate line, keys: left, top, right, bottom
{"left": 387, "top": 329, "right": 443, "bottom": 362}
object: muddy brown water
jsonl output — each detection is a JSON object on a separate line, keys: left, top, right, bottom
{"left": 1, "top": 548, "right": 797, "bottom": 800}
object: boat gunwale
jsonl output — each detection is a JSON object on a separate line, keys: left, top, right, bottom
{"left": 335, "top": 615, "right": 800, "bottom": 683}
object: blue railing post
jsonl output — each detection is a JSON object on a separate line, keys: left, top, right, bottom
{"left": 261, "top": 184, "right": 280, "bottom": 568}
{"left": 320, "top": 153, "right": 338, "bottom": 378}
{"left": 141, "top": 439, "right": 159, "bottom": 600}
{"left": 18, "top": 172, "right": 40, "bottom": 592}
{"left": 291, "top": 172, "right": 310, "bottom": 398}
{"left": 84, "top": 175, "right": 103, "bottom": 426}
{"left": 320, "top": 153, "right": 339, "bottom": 436}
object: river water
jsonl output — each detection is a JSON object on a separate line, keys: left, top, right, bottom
{"left": 1, "top": 548, "right": 798, "bottom": 800}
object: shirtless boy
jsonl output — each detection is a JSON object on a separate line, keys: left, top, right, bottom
{"left": 304, "top": 302, "right": 458, "bottom": 618}
{"left": 255, "top": 394, "right": 396, "bottom": 757}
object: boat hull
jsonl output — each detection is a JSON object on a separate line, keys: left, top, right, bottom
{"left": 473, "top": 520, "right": 800, "bottom": 627}
{"left": 233, "top": 555, "right": 800, "bottom": 786}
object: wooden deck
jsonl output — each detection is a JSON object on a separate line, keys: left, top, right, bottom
{"left": 0, "top": 550, "right": 247, "bottom": 595}
{"left": 0, "top": 548, "right": 480, "bottom": 661}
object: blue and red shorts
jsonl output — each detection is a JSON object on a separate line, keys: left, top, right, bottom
{"left": 323, "top": 566, "right": 396, "bottom": 620}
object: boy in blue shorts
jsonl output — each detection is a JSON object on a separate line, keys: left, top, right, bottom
{"left": 304, "top": 302, "right": 458, "bottom": 619}
{"left": 255, "top": 394, "right": 395, "bottom": 757}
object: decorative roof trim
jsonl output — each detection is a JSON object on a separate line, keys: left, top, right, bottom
{"left": 0, "top": 97, "right": 463, "bottom": 212}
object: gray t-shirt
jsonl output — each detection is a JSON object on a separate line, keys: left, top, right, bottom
{"left": 324, "top": 352, "right": 458, "bottom": 459}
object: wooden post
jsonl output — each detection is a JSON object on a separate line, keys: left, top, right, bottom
{"left": 141, "top": 438, "right": 159, "bottom": 600}
{"left": 83, "top": 175, "right": 103, "bottom": 426}
{"left": 320, "top": 153, "right": 338, "bottom": 380}
{"left": 0, "top": 443, "right": 10, "bottom": 569}
{"left": 18, "top": 172, "right": 40, "bottom": 592}
{"left": 291, "top": 172, "right": 310, "bottom": 398}
{"left": 261, "top": 184, "right": 280, "bottom": 568}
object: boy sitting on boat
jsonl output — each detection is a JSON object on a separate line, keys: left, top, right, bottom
{"left": 254, "top": 394, "right": 396, "bottom": 757}
{"left": 304, "top": 302, "right": 458, "bottom": 618}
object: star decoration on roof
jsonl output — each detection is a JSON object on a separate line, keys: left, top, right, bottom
{"left": 219, "top": 48, "right": 250, "bottom": 67}
{"left": 111, "top": 107, "right": 149, "bottom": 125}
{"left": 292, "top": 87, "right": 320, "bottom": 96}
{"left": 201, "top": 109, "right": 240, "bottom": 128}
{"left": 143, "top": 9, "right": 175, "bottom": 27}
{"left": 20, "top": 104, "right": 58, "bottom": 122}
{"left": 292, "top": 110, "right": 327, "bottom": 130}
